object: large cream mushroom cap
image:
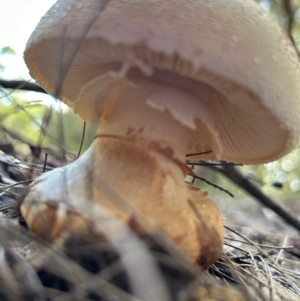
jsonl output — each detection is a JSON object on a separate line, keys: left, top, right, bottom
{"left": 24, "top": 0, "right": 300, "bottom": 164}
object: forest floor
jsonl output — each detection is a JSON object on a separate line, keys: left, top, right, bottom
{"left": 1, "top": 149, "right": 300, "bottom": 300}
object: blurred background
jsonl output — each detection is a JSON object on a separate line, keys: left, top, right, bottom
{"left": 0, "top": 0, "right": 300, "bottom": 199}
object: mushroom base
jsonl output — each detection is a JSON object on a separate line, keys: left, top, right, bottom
{"left": 21, "top": 135, "right": 223, "bottom": 269}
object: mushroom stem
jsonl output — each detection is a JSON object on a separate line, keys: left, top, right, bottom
{"left": 89, "top": 134, "right": 223, "bottom": 266}
{"left": 22, "top": 98, "right": 224, "bottom": 266}
{"left": 95, "top": 87, "right": 193, "bottom": 162}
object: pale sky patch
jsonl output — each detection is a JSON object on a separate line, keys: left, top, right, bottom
{"left": 0, "top": 0, "right": 67, "bottom": 108}
{"left": 0, "top": 0, "right": 56, "bottom": 78}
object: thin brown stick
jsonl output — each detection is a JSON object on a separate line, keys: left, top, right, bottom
{"left": 188, "top": 174, "right": 234, "bottom": 197}
{"left": 185, "top": 150, "right": 212, "bottom": 157}
{"left": 77, "top": 121, "right": 86, "bottom": 157}
{"left": 209, "top": 165, "right": 300, "bottom": 233}
{"left": 0, "top": 79, "right": 46, "bottom": 94}
{"left": 224, "top": 225, "right": 270, "bottom": 258}
{"left": 43, "top": 153, "right": 48, "bottom": 173}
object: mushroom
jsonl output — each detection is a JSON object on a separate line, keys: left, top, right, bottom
{"left": 21, "top": 0, "right": 300, "bottom": 269}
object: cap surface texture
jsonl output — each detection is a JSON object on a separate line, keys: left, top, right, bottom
{"left": 24, "top": 0, "right": 300, "bottom": 163}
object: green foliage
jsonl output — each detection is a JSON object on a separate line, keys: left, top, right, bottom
{"left": 0, "top": 98, "right": 47, "bottom": 146}
{"left": 0, "top": 46, "right": 16, "bottom": 55}
{"left": 0, "top": 96, "right": 96, "bottom": 157}
{"left": 0, "top": 46, "right": 16, "bottom": 71}
{"left": 45, "top": 108, "right": 96, "bottom": 154}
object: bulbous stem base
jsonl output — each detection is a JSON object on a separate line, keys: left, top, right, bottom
{"left": 21, "top": 135, "right": 223, "bottom": 268}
